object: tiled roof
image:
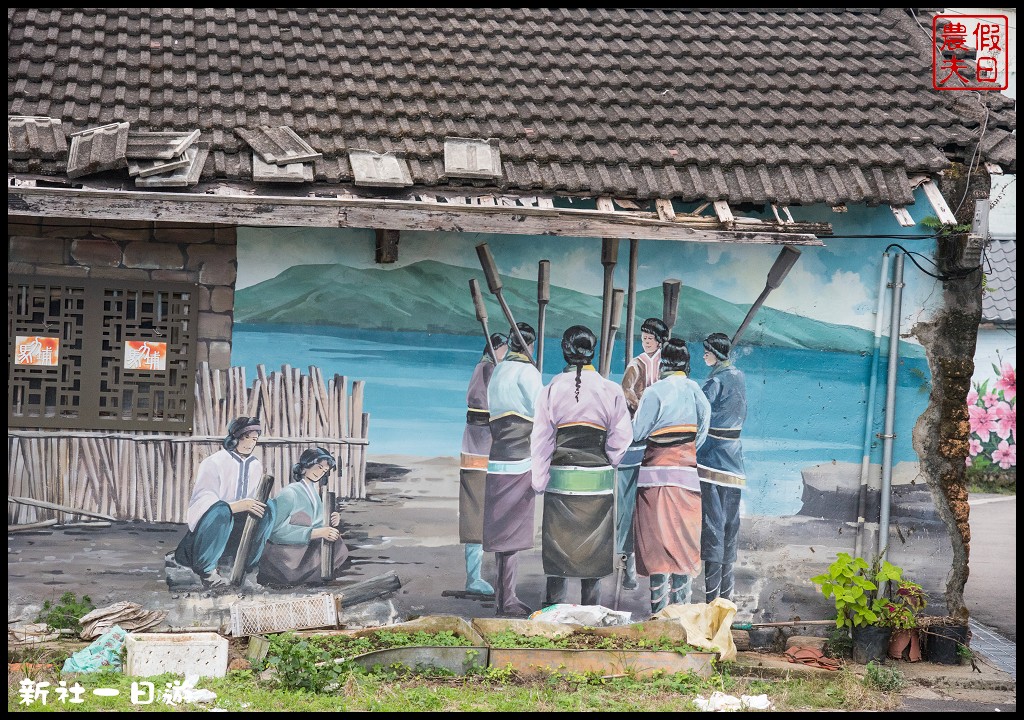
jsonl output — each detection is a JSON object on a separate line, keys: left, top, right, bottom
{"left": 983, "top": 237, "right": 1016, "bottom": 325}
{"left": 6, "top": 8, "right": 1017, "bottom": 205}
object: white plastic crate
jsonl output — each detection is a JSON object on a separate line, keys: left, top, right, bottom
{"left": 229, "top": 593, "right": 337, "bottom": 637}
{"left": 125, "top": 632, "right": 228, "bottom": 678}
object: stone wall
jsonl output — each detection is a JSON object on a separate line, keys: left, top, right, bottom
{"left": 7, "top": 218, "right": 237, "bottom": 369}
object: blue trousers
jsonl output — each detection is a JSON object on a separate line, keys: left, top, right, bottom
{"left": 174, "top": 500, "right": 276, "bottom": 576}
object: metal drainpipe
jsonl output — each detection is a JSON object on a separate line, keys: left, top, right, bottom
{"left": 854, "top": 252, "right": 892, "bottom": 559}
{"left": 878, "top": 252, "right": 905, "bottom": 564}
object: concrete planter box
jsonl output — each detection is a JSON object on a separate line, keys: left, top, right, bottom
{"left": 298, "top": 616, "right": 716, "bottom": 679}
{"left": 125, "top": 632, "right": 228, "bottom": 678}
{"left": 348, "top": 646, "right": 489, "bottom": 675}
{"left": 474, "top": 617, "right": 716, "bottom": 679}
{"left": 487, "top": 646, "right": 715, "bottom": 679}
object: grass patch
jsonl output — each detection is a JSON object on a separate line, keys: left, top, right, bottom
{"left": 9, "top": 661, "right": 906, "bottom": 712}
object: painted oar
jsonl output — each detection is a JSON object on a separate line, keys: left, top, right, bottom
{"left": 662, "top": 279, "right": 681, "bottom": 338}
{"left": 731, "top": 245, "right": 802, "bottom": 347}
{"left": 537, "top": 260, "right": 550, "bottom": 372}
{"left": 469, "top": 279, "right": 497, "bottom": 364}
{"left": 475, "top": 243, "right": 534, "bottom": 363}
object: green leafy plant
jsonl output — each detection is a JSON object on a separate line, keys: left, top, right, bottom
{"left": 823, "top": 627, "right": 853, "bottom": 660}
{"left": 34, "top": 591, "right": 95, "bottom": 637}
{"left": 264, "top": 632, "right": 350, "bottom": 693}
{"left": 863, "top": 660, "right": 907, "bottom": 692}
{"left": 919, "top": 215, "right": 972, "bottom": 236}
{"left": 810, "top": 552, "right": 904, "bottom": 628}
{"left": 877, "top": 580, "right": 928, "bottom": 631}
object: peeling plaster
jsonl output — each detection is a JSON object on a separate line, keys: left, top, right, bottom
{"left": 909, "top": 161, "right": 991, "bottom": 622}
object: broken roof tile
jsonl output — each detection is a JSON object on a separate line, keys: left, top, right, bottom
{"left": 443, "top": 137, "right": 502, "bottom": 179}
{"left": 235, "top": 125, "right": 322, "bottom": 165}
{"left": 251, "top": 154, "right": 314, "bottom": 183}
{"left": 348, "top": 149, "right": 412, "bottom": 187}
{"left": 125, "top": 129, "right": 200, "bottom": 159}
{"left": 128, "top": 152, "right": 191, "bottom": 177}
{"left": 66, "top": 121, "right": 129, "bottom": 179}
{"left": 8, "top": 115, "right": 67, "bottom": 159}
{"left": 134, "top": 141, "right": 209, "bottom": 187}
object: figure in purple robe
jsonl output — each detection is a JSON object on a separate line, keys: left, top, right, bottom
{"left": 532, "top": 325, "right": 632, "bottom": 607}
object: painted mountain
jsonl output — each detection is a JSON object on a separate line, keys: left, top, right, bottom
{"left": 235, "top": 260, "right": 924, "bottom": 356}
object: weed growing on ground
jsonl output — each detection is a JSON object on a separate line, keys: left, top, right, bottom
{"left": 863, "top": 660, "right": 907, "bottom": 692}
{"left": 34, "top": 592, "right": 95, "bottom": 637}
{"left": 824, "top": 626, "right": 853, "bottom": 659}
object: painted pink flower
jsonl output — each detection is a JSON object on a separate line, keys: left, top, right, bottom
{"left": 996, "top": 363, "right": 1016, "bottom": 402}
{"left": 967, "top": 388, "right": 979, "bottom": 406}
{"left": 991, "top": 401, "right": 1016, "bottom": 441}
{"left": 965, "top": 456, "right": 973, "bottom": 467}
{"left": 992, "top": 440, "right": 1016, "bottom": 470}
{"left": 968, "top": 438, "right": 983, "bottom": 457}
{"left": 968, "top": 404, "right": 994, "bottom": 442}
{"left": 983, "top": 392, "right": 1000, "bottom": 408}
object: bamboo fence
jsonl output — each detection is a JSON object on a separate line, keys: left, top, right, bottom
{"left": 7, "top": 363, "right": 370, "bottom": 525}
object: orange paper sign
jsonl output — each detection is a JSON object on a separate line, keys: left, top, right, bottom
{"left": 15, "top": 336, "right": 60, "bottom": 366}
{"left": 124, "top": 341, "right": 167, "bottom": 371}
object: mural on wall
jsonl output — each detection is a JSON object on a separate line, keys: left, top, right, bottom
{"left": 164, "top": 417, "right": 351, "bottom": 592}
{"left": 230, "top": 200, "right": 951, "bottom": 616}
{"left": 967, "top": 359, "right": 1016, "bottom": 473}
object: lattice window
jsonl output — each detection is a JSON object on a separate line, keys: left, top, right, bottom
{"left": 9, "top": 275, "right": 199, "bottom": 431}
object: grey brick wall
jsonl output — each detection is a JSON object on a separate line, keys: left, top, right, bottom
{"left": 8, "top": 219, "right": 238, "bottom": 369}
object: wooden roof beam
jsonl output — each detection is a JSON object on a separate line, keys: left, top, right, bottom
{"left": 9, "top": 185, "right": 827, "bottom": 245}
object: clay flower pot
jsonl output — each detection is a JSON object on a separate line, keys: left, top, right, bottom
{"left": 887, "top": 628, "right": 921, "bottom": 662}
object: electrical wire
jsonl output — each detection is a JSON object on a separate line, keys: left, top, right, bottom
{"left": 884, "top": 242, "right": 987, "bottom": 283}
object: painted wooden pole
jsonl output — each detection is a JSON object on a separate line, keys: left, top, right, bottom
{"left": 469, "top": 279, "right": 497, "bottom": 363}
{"left": 623, "top": 239, "right": 639, "bottom": 367}
{"left": 599, "top": 238, "right": 619, "bottom": 374}
{"left": 321, "top": 489, "right": 336, "bottom": 582}
{"left": 536, "top": 260, "right": 550, "bottom": 373}
{"left": 732, "top": 245, "right": 802, "bottom": 347}
{"left": 475, "top": 243, "right": 534, "bottom": 363}
{"left": 662, "top": 279, "right": 682, "bottom": 338}
{"left": 601, "top": 288, "right": 625, "bottom": 377}
{"left": 230, "top": 473, "right": 275, "bottom": 585}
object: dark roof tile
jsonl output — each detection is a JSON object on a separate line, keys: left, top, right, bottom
{"left": 7, "top": 8, "right": 1015, "bottom": 204}
{"left": 982, "top": 237, "right": 1015, "bottom": 324}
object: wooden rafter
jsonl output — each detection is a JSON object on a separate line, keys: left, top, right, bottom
{"left": 9, "top": 185, "right": 828, "bottom": 245}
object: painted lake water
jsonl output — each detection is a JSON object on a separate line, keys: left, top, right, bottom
{"left": 233, "top": 324, "right": 932, "bottom": 517}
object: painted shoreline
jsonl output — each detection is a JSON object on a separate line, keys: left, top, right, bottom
{"left": 6, "top": 453, "right": 953, "bottom": 631}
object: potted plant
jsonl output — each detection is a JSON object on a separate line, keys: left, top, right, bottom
{"left": 919, "top": 615, "right": 972, "bottom": 665}
{"left": 810, "top": 552, "right": 905, "bottom": 664}
{"left": 880, "top": 580, "right": 927, "bottom": 662}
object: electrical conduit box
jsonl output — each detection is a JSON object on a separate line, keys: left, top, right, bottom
{"left": 124, "top": 632, "right": 228, "bottom": 678}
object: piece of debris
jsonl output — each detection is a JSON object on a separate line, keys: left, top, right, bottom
{"left": 79, "top": 601, "right": 168, "bottom": 640}
{"left": 61, "top": 625, "right": 128, "bottom": 674}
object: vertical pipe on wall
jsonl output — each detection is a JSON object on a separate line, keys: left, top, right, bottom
{"left": 878, "top": 253, "right": 905, "bottom": 564}
{"left": 854, "top": 252, "right": 892, "bottom": 560}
